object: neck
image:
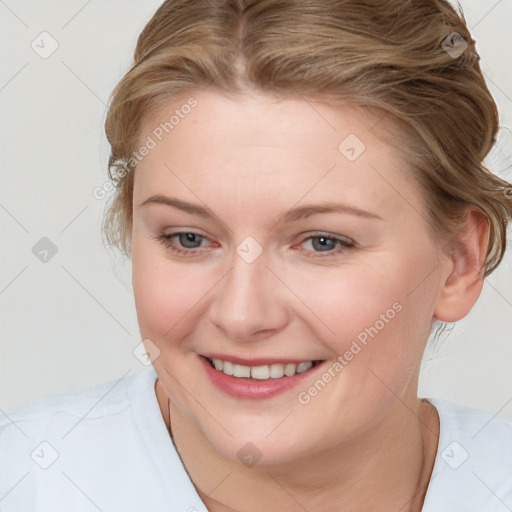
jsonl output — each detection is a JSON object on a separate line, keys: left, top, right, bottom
{"left": 155, "top": 380, "right": 439, "bottom": 512}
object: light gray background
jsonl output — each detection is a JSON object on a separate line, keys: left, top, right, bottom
{"left": 1, "top": 0, "right": 511, "bottom": 420}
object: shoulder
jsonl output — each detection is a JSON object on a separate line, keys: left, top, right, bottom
{"left": 432, "top": 397, "right": 512, "bottom": 466}
{"left": 0, "top": 367, "right": 156, "bottom": 474}
{"left": 0, "top": 366, "right": 208, "bottom": 511}
{"left": 423, "top": 398, "right": 512, "bottom": 511}
{"left": 1, "top": 368, "right": 148, "bottom": 431}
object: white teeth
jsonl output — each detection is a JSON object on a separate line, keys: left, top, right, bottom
{"left": 269, "top": 364, "right": 285, "bottom": 379}
{"left": 284, "top": 363, "right": 296, "bottom": 377}
{"left": 296, "top": 361, "right": 313, "bottom": 373}
{"left": 209, "top": 358, "right": 317, "bottom": 380}
{"left": 223, "top": 360, "right": 234, "bottom": 375}
{"left": 233, "top": 364, "right": 251, "bottom": 378}
{"left": 251, "top": 365, "right": 270, "bottom": 380}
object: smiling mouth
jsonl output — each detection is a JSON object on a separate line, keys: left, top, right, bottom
{"left": 206, "top": 357, "right": 323, "bottom": 380}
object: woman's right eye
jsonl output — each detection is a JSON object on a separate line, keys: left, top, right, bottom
{"left": 155, "top": 232, "right": 213, "bottom": 256}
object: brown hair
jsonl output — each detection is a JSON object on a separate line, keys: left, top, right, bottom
{"left": 104, "top": 0, "right": 512, "bottom": 275}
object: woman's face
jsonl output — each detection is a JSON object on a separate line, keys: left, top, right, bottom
{"left": 131, "top": 89, "right": 449, "bottom": 464}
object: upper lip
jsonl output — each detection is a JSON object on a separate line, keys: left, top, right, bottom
{"left": 201, "top": 353, "right": 324, "bottom": 366}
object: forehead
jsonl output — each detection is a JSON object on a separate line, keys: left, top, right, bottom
{"left": 134, "top": 89, "right": 422, "bottom": 223}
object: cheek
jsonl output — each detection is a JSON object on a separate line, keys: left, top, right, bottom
{"left": 291, "top": 262, "right": 436, "bottom": 428}
{"left": 131, "top": 241, "right": 201, "bottom": 343}
{"left": 288, "top": 251, "right": 437, "bottom": 370}
{"left": 285, "top": 262, "right": 408, "bottom": 345}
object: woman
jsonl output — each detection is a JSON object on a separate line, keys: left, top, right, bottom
{"left": 1, "top": 0, "right": 511, "bottom": 510}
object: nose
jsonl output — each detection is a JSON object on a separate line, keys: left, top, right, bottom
{"left": 209, "top": 251, "right": 289, "bottom": 343}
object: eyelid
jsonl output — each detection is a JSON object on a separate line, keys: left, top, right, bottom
{"left": 159, "top": 228, "right": 210, "bottom": 240}
{"left": 299, "top": 231, "right": 354, "bottom": 244}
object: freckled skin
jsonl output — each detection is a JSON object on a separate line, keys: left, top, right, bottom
{"left": 131, "top": 90, "right": 485, "bottom": 512}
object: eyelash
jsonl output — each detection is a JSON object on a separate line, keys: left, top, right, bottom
{"left": 155, "top": 231, "right": 355, "bottom": 258}
{"left": 155, "top": 232, "right": 216, "bottom": 257}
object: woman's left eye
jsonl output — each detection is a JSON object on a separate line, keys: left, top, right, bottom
{"left": 297, "top": 234, "right": 355, "bottom": 257}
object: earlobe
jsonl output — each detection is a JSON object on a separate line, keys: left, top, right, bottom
{"left": 434, "top": 209, "right": 489, "bottom": 322}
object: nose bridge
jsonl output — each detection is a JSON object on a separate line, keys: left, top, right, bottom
{"left": 210, "top": 245, "right": 287, "bottom": 340}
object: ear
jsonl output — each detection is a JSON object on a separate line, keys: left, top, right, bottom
{"left": 434, "top": 209, "right": 490, "bottom": 322}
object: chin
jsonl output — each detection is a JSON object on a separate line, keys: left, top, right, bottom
{"left": 192, "top": 414, "right": 317, "bottom": 467}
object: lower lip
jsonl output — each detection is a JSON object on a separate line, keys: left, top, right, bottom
{"left": 199, "top": 356, "right": 323, "bottom": 400}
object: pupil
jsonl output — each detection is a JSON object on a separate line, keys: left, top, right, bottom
{"left": 180, "top": 233, "right": 201, "bottom": 248}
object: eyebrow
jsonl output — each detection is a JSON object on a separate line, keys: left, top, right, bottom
{"left": 140, "top": 194, "right": 383, "bottom": 222}
{"left": 141, "top": 195, "right": 212, "bottom": 217}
